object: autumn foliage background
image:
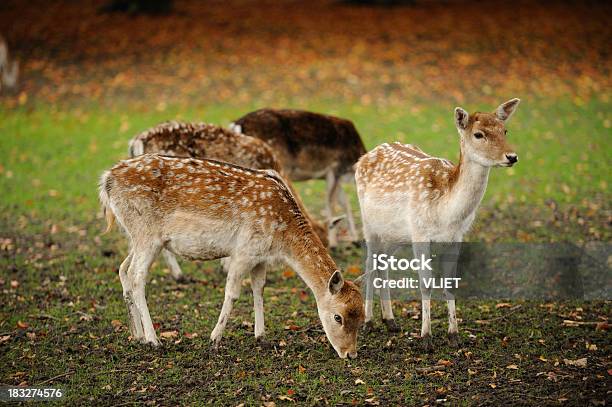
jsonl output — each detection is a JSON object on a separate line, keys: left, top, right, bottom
{"left": 0, "top": 0, "right": 610, "bottom": 405}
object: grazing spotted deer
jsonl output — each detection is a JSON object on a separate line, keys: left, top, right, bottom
{"left": 99, "top": 154, "right": 364, "bottom": 358}
{"left": 355, "top": 99, "right": 520, "bottom": 348}
{"left": 231, "top": 109, "right": 367, "bottom": 247}
{"left": 128, "top": 121, "right": 330, "bottom": 281}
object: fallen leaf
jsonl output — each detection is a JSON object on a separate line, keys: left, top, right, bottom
{"left": 563, "top": 358, "right": 587, "bottom": 368}
{"left": 346, "top": 264, "right": 361, "bottom": 275}
{"left": 16, "top": 321, "right": 29, "bottom": 329}
{"left": 495, "top": 303, "right": 512, "bottom": 308}
{"left": 277, "top": 395, "right": 294, "bottom": 402}
{"left": 506, "top": 364, "right": 519, "bottom": 370}
{"left": 160, "top": 330, "right": 178, "bottom": 339}
{"left": 355, "top": 379, "right": 365, "bottom": 385}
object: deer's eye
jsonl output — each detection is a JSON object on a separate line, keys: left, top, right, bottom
{"left": 474, "top": 132, "right": 485, "bottom": 139}
{"left": 504, "top": 129, "right": 508, "bottom": 135}
{"left": 334, "top": 314, "right": 343, "bottom": 324}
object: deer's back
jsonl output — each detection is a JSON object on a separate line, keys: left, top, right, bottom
{"left": 234, "top": 109, "right": 367, "bottom": 180}
{"left": 130, "top": 121, "right": 283, "bottom": 173}
{"left": 104, "top": 154, "right": 306, "bottom": 260}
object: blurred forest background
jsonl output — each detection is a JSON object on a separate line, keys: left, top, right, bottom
{"left": 0, "top": 0, "right": 610, "bottom": 405}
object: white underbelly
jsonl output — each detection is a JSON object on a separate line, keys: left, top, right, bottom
{"left": 361, "top": 194, "right": 413, "bottom": 242}
{"left": 162, "top": 212, "right": 237, "bottom": 261}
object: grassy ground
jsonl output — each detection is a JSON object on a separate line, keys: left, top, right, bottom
{"left": 1, "top": 0, "right": 611, "bottom": 405}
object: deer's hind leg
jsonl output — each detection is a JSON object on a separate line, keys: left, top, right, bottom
{"left": 250, "top": 263, "right": 267, "bottom": 340}
{"left": 162, "top": 249, "right": 184, "bottom": 281}
{"left": 118, "top": 251, "right": 143, "bottom": 340}
{"left": 325, "top": 170, "right": 341, "bottom": 248}
{"left": 337, "top": 173, "right": 359, "bottom": 242}
{"left": 129, "top": 242, "right": 162, "bottom": 346}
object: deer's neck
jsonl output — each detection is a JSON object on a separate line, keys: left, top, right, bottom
{"left": 446, "top": 150, "right": 491, "bottom": 222}
{"left": 282, "top": 230, "right": 334, "bottom": 298}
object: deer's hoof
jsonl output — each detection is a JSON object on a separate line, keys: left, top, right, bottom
{"left": 174, "top": 275, "right": 193, "bottom": 284}
{"left": 421, "top": 335, "right": 434, "bottom": 353}
{"left": 383, "top": 318, "right": 400, "bottom": 333}
{"left": 362, "top": 320, "right": 376, "bottom": 333}
{"left": 210, "top": 335, "right": 223, "bottom": 351}
{"left": 142, "top": 338, "right": 161, "bottom": 348}
{"left": 448, "top": 332, "right": 460, "bottom": 347}
{"left": 255, "top": 336, "right": 273, "bottom": 349}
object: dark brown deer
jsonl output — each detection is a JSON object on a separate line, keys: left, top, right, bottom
{"left": 99, "top": 154, "right": 364, "bottom": 358}
{"left": 128, "top": 121, "right": 330, "bottom": 280}
{"left": 231, "top": 109, "right": 367, "bottom": 247}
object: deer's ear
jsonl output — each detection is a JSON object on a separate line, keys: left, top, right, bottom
{"left": 328, "top": 270, "right": 345, "bottom": 295}
{"left": 328, "top": 215, "right": 345, "bottom": 230}
{"left": 454, "top": 107, "right": 469, "bottom": 130}
{"left": 495, "top": 98, "right": 521, "bottom": 122}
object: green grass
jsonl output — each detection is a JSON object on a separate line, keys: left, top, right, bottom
{"left": 0, "top": 98, "right": 610, "bottom": 405}
{"left": 1, "top": 97, "right": 609, "bottom": 226}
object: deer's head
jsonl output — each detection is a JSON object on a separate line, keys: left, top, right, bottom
{"left": 455, "top": 98, "right": 520, "bottom": 168}
{"left": 317, "top": 271, "right": 364, "bottom": 359}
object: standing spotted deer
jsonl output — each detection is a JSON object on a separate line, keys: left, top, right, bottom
{"left": 355, "top": 99, "right": 520, "bottom": 349}
{"left": 99, "top": 154, "right": 365, "bottom": 358}
{"left": 231, "top": 109, "right": 367, "bottom": 247}
{"left": 128, "top": 121, "right": 331, "bottom": 280}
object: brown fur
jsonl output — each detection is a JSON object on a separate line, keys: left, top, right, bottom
{"left": 233, "top": 109, "right": 367, "bottom": 181}
{"left": 100, "top": 154, "right": 365, "bottom": 356}
{"left": 128, "top": 121, "right": 329, "bottom": 246}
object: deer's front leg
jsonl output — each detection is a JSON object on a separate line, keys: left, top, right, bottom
{"left": 414, "top": 240, "right": 433, "bottom": 351}
{"left": 250, "top": 263, "right": 267, "bottom": 340}
{"left": 441, "top": 242, "right": 461, "bottom": 346}
{"left": 379, "top": 243, "right": 399, "bottom": 332}
{"left": 363, "top": 236, "right": 380, "bottom": 332}
{"left": 211, "top": 257, "right": 251, "bottom": 347}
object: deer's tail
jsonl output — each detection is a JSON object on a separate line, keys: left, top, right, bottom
{"left": 98, "top": 170, "right": 115, "bottom": 234}
{"left": 128, "top": 137, "right": 144, "bottom": 158}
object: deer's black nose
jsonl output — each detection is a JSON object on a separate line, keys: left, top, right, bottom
{"left": 506, "top": 154, "right": 518, "bottom": 164}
